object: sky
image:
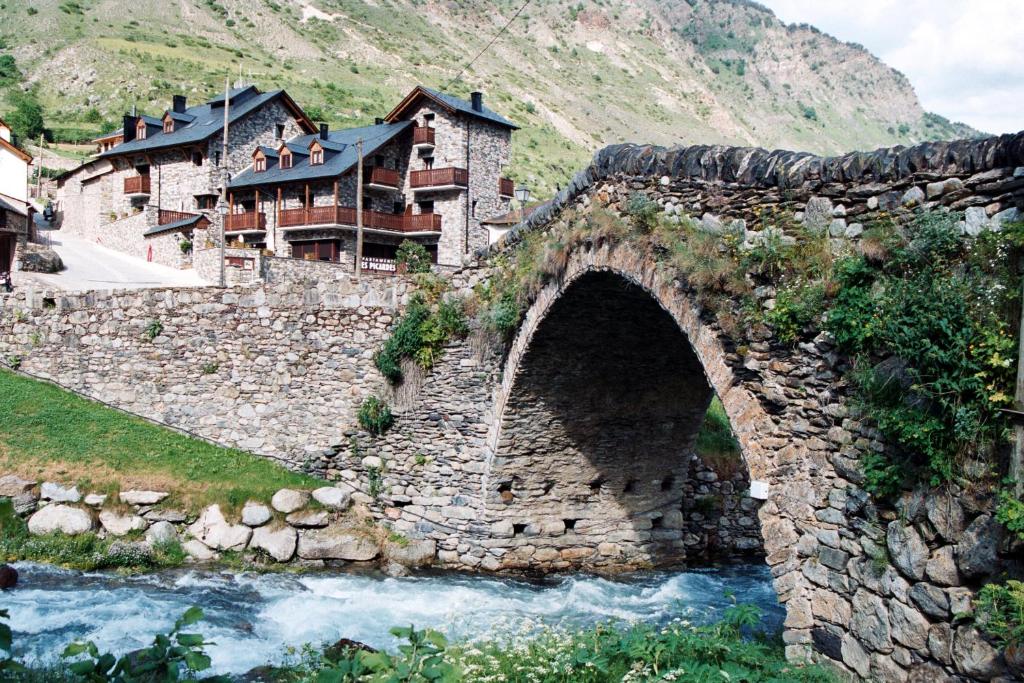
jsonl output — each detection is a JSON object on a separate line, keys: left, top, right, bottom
{"left": 759, "top": 0, "right": 1024, "bottom": 135}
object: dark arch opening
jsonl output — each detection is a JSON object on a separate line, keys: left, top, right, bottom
{"left": 490, "top": 271, "right": 763, "bottom": 569}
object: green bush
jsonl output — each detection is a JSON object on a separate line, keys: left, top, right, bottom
{"left": 996, "top": 489, "right": 1024, "bottom": 542}
{"left": 395, "top": 240, "right": 432, "bottom": 274}
{"left": 357, "top": 395, "right": 394, "bottom": 435}
{"left": 375, "top": 293, "right": 468, "bottom": 383}
{"left": 976, "top": 580, "right": 1024, "bottom": 648}
{"left": 826, "top": 212, "right": 1018, "bottom": 492}
{"left": 625, "top": 192, "right": 660, "bottom": 233}
{"left": 764, "top": 281, "right": 825, "bottom": 345}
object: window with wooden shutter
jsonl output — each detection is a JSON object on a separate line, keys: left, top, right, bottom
{"left": 136, "top": 119, "right": 147, "bottom": 140}
{"left": 280, "top": 150, "right": 292, "bottom": 169}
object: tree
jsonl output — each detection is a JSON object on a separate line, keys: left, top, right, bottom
{"left": 0, "top": 55, "right": 20, "bottom": 87}
{"left": 5, "top": 91, "right": 45, "bottom": 144}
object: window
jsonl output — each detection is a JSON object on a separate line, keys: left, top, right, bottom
{"left": 196, "top": 195, "right": 216, "bottom": 210}
{"left": 213, "top": 151, "right": 222, "bottom": 167}
{"left": 418, "top": 200, "right": 434, "bottom": 214}
{"left": 136, "top": 120, "right": 147, "bottom": 140}
{"left": 374, "top": 155, "right": 384, "bottom": 167}
{"left": 275, "top": 123, "right": 285, "bottom": 140}
{"left": 393, "top": 201, "right": 404, "bottom": 214}
{"left": 472, "top": 200, "right": 477, "bottom": 217}
{"left": 163, "top": 118, "right": 174, "bottom": 134}
{"left": 423, "top": 156, "right": 434, "bottom": 170}
{"left": 424, "top": 113, "right": 435, "bottom": 126}
{"left": 292, "top": 240, "right": 338, "bottom": 262}
{"left": 280, "top": 151, "right": 292, "bottom": 169}
{"left": 191, "top": 151, "right": 203, "bottom": 166}
{"left": 310, "top": 149, "right": 323, "bottom": 165}
{"left": 254, "top": 157, "right": 266, "bottom": 172}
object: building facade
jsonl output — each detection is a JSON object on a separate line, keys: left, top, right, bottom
{"left": 0, "top": 118, "right": 32, "bottom": 274}
{"left": 56, "top": 85, "right": 517, "bottom": 275}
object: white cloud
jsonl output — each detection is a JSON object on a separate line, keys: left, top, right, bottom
{"left": 759, "top": 0, "right": 1024, "bottom": 135}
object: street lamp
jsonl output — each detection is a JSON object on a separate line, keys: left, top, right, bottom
{"left": 216, "top": 199, "right": 228, "bottom": 288}
{"left": 515, "top": 184, "right": 530, "bottom": 224}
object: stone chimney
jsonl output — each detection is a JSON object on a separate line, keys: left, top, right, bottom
{"left": 123, "top": 114, "right": 138, "bottom": 142}
{"left": 319, "top": 123, "right": 329, "bottom": 139}
{"left": 172, "top": 95, "right": 187, "bottom": 114}
{"left": 471, "top": 92, "right": 483, "bottom": 112}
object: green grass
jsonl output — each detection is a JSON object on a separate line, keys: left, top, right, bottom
{"left": 0, "top": 370, "right": 323, "bottom": 513}
{"left": 696, "top": 395, "right": 743, "bottom": 475}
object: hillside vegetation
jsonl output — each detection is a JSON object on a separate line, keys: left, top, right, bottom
{"left": 0, "top": 0, "right": 980, "bottom": 196}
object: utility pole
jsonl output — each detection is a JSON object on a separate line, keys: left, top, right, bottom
{"left": 35, "top": 133, "right": 43, "bottom": 200}
{"left": 1012, "top": 255, "right": 1024, "bottom": 496}
{"left": 218, "top": 76, "right": 230, "bottom": 289}
{"left": 355, "top": 138, "right": 364, "bottom": 278}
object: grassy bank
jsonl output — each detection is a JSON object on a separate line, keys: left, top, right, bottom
{"left": 0, "top": 370, "right": 322, "bottom": 513}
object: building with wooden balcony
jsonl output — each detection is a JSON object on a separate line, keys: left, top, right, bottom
{"left": 54, "top": 83, "right": 517, "bottom": 276}
{"left": 227, "top": 86, "right": 517, "bottom": 270}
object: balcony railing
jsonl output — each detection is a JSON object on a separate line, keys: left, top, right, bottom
{"left": 366, "top": 167, "right": 400, "bottom": 189}
{"left": 124, "top": 175, "right": 151, "bottom": 195}
{"left": 158, "top": 209, "right": 198, "bottom": 226}
{"left": 225, "top": 211, "right": 267, "bottom": 232}
{"left": 499, "top": 177, "right": 515, "bottom": 198}
{"left": 279, "top": 206, "right": 441, "bottom": 233}
{"left": 410, "top": 167, "right": 468, "bottom": 190}
{"left": 412, "top": 126, "right": 435, "bottom": 147}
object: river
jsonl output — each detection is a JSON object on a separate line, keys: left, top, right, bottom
{"left": 6, "top": 561, "right": 782, "bottom": 675}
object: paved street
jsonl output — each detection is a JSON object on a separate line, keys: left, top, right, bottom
{"left": 14, "top": 233, "right": 208, "bottom": 291}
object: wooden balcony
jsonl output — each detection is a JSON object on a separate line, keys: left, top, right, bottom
{"left": 225, "top": 211, "right": 267, "bottom": 233}
{"left": 412, "top": 126, "right": 435, "bottom": 148}
{"left": 499, "top": 177, "right": 515, "bottom": 198}
{"left": 158, "top": 209, "right": 198, "bottom": 226}
{"left": 410, "top": 167, "right": 468, "bottom": 192}
{"left": 124, "top": 175, "right": 151, "bottom": 196}
{"left": 366, "top": 167, "right": 400, "bottom": 191}
{"left": 279, "top": 206, "right": 441, "bottom": 233}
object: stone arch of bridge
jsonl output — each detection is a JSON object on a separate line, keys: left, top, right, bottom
{"left": 481, "top": 242, "right": 802, "bottom": 575}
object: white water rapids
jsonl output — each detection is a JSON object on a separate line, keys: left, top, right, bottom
{"left": 5, "top": 562, "right": 782, "bottom": 675}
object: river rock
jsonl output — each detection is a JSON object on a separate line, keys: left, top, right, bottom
{"left": 909, "top": 582, "right": 950, "bottom": 619}
{"left": 0, "top": 474, "right": 35, "bottom": 497}
{"left": 99, "top": 510, "right": 148, "bottom": 536}
{"left": 956, "top": 513, "right": 1001, "bottom": 579}
{"left": 144, "top": 508, "right": 187, "bottom": 523}
{"left": 271, "top": 489, "right": 309, "bottom": 513}
{"left": 84, "top": 493, "right": 107, "bottom": 507}
{"left": 119, "top": 490, "right": 169, "bottom": 506}
{"left": 187, "top": 504, "right": 251, "bottom": 550}
{"left": 0, "top": 564, "right": 17, "bottom": 590}
{"left": 386, "top": 539, "right": 436, "bottom": 567}
{"left": 27, "top": 504, "right": 93, "bottom": 535}
{"left": 926, "top": 546, "right": 960, "bottom": 586}
{"left": 297, "top": 526, "right": 379, "bottom": 561}
{"left": 312, "top": 487, "right": 351, "bottom": 510}
{"left": 145, "top": 520, "right": 178, "bottom": 545}
{"left": 285, "top": 509, "right": 329, "bottom": 528}
{"left": 182, "top": 539, "right": 217, "bottom": 561}
{"left": 10, "top": 491, "right": 37, "bottom": 516}
{"left": 952, "top": 625, "right": 1002, "bottom": 678}
{"left": 889, "top": 599, "right": 930, "bottom": 651}
{"left": 241, "top": 502, "right": 273, "bottom": 527}
{"left": 850, "top": 588, "right": 893, "bottom": 653}
{"left": 40, "top": 482, "right": 81, "bottom": 503}
{"left": 926, "top": 490, "right": 965, "bottom": 541}
{"left": 887, "top": 522, "right": 928, "bottom": 580}
{"left": 249, "top": 524, "right": 297, "bottom": 562}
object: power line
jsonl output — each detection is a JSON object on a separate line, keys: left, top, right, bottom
{"left": 442, "top": 0, "right": 533, "bottom": 92}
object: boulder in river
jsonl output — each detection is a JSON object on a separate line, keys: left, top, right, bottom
{"left": 249, "top": 524, "right": 297, "bottom": 562}
{"left": 119, "top": 490, "right": 169, "bottom": 506}
{"left": 99, "top": 509, "right": 148, "bottom": 536}
{"left": 188, "top": 504, "right": 251, "bottom": 550}
{"left": 241, "top": 502, "right": 273, "bottom": 527}
{"left": 27, "top": 504, "right": 94, "bottom": 535}
{"left": 297, "top": 525, "right": 379, "bottom": 561}
{"left": 145, "top": 520, "right": 178, "bottom": 545}
{"left": 271, "top": 489, "right": 309, "bottom": 514}
{"left": 385, "top": 539, "right": 436, "bottom": 568}
{"left": 0, "top": 564, "right": 17, "bottom": 589}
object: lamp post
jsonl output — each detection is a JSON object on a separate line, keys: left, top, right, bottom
{"left": 216, "top": 199, "right": 228, "bottom": 288}
{"left": 515, "top": 184, "right": 530, "bottom": 225}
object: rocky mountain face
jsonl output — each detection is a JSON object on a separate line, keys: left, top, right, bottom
{"left": 1, "top": 0, "right": 979, "bottom": 195}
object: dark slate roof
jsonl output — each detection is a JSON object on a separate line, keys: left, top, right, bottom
{"left": 0, "top": 194, "right": 28, "bottom": 217}
{"left": 143, "top": 214, "right": 206, "bottom": 237}
{"left": 228, "top": 121, "right": 412, "bottom": 189}
{"left": 420, "top": 87, "right": 517, "bottom": 129}
{"left": 100, "top": 87, "right": 305, "bottom": 159}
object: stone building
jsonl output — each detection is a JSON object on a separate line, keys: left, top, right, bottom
{"left": 226, "top": 86, "right": 516, "bottom": 271}
{"left": 0, "top": 117, "right": 32, "bottom": 274}
{"left": 55, "top": 86, "right": 316, "bottom": 268}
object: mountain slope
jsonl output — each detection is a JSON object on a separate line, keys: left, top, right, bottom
{"left": 0, "top": 0, "right": 980, "bottom": 196}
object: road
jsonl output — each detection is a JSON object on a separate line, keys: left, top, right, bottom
{"left": 15, "top": 233, "right": 209, "bottom": 291}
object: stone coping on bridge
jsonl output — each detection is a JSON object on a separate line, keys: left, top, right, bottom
{"left": 488, "top": 130, "right": 1024, "bottom": 255}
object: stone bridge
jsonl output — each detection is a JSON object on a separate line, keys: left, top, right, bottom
{"left": 3, "top": 131, "right": 1024, "bottom": 680}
